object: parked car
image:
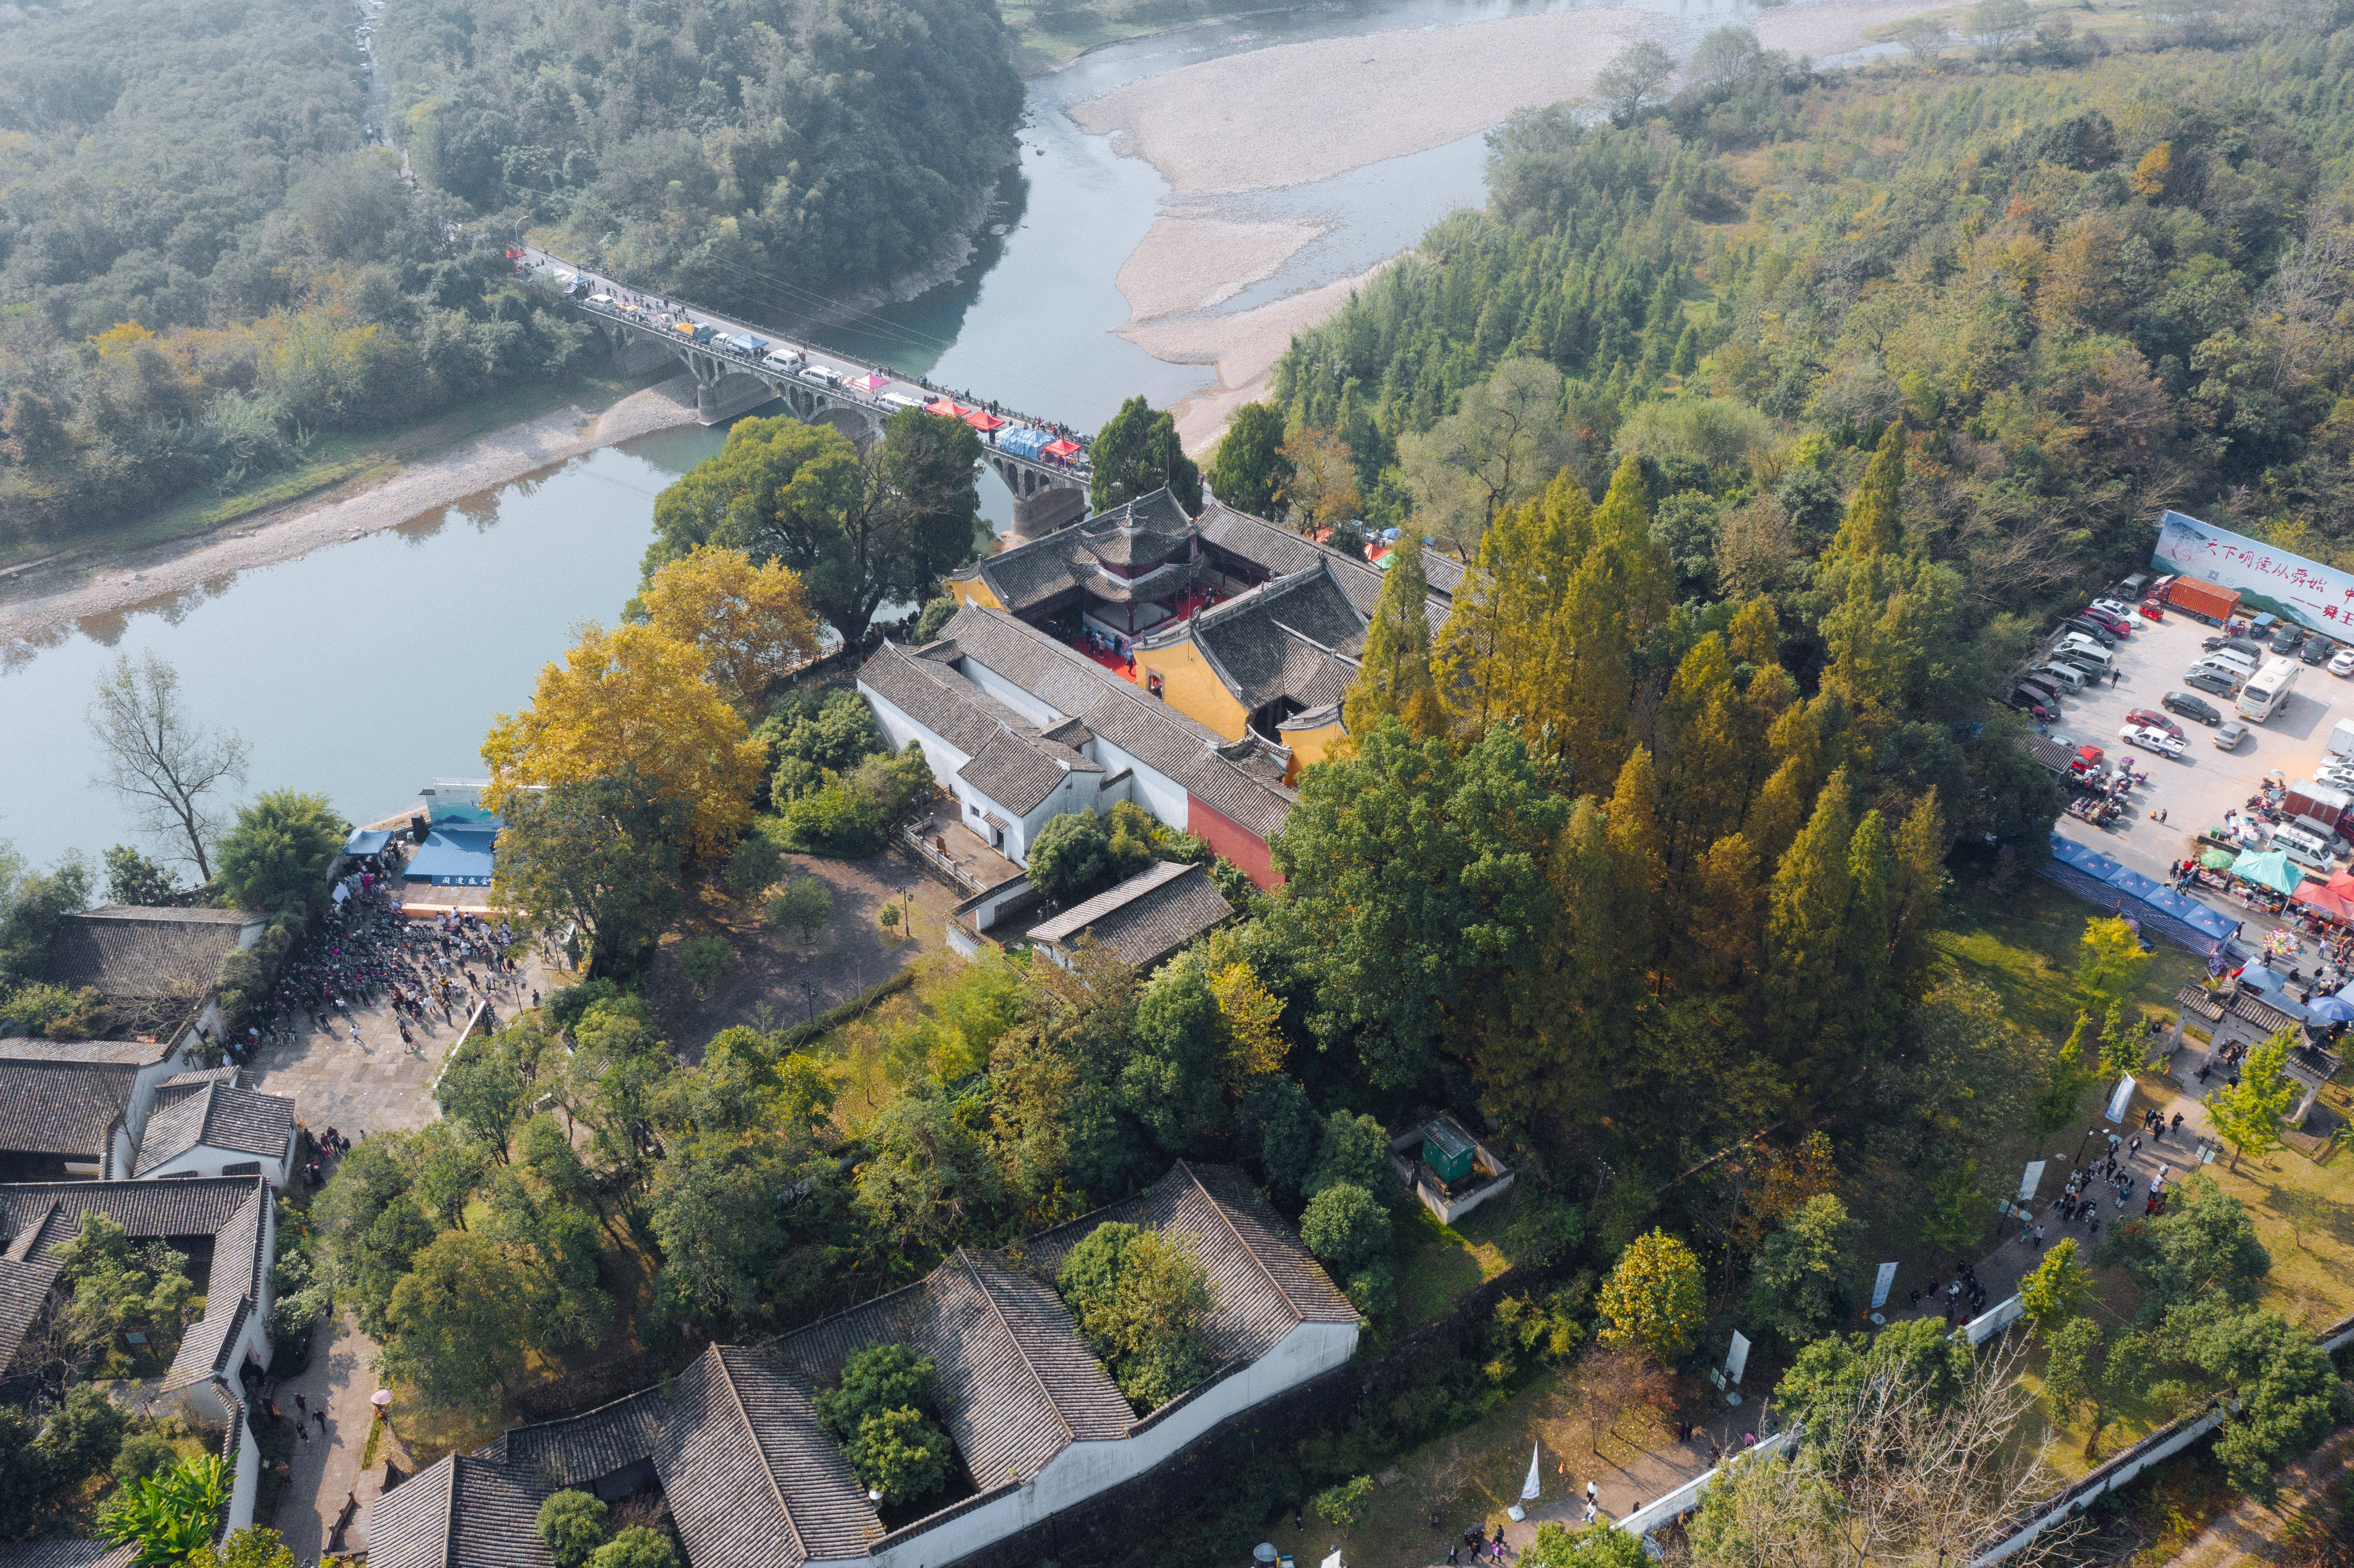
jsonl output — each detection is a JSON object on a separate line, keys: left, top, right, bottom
{"left": 2305, "top": 637, "right": 2337, "bottom": 666}
{"left": 2038, "top": 663, "right": 2089, "bottom": 692}
{"left": 2062, "top": 617, "right": 2119, "bottom": 647}
{"left": 2332, "top": 648, "right": 2354, "bottom": 677}
{"left": 2214, "top": 720, "right": 2249, "bottom": 750}
{"left": 2008, "top": 689, "right": 2056, "bottom": 721}
{"left": 2184, "top": 667, "right": 2239, "bottom": 695}
{"left": 2273, "top": 624, "right": 2308, "bottom": 654}
{"left": 2082, "top": 607, "right": 2134, "bottom": 637}
{"left": 2018, "top": 674, "right": 2064, "bottom": 704}
{"left": 2203, "top": 635, "right": 2266, "bottom": 659}
{"left": 2091, "top": 598, "right": 2137, "bottom": 619}
{"left": 2162, "top": 691, "right": 2223, "bottom": 725}
{"left": 2120, "top": 724, "right": 2186, "bottom": 758}
{"left": 2125, "top": 708, "right": 2185, "bottom": 739}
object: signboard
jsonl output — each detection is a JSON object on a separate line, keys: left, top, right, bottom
{"left": 2019, "top": 1160, "right": 2046, "bottom": 1201}
{"left": 2105, "top": 1075, "right": 2136, "bottom": 1124}
{"left": 1726, "top": 1332, "right": 1750, "bottom": 1385}
{"left": 2155, "top": 509, "right": 2354, "bottom": 635}
{"left": 1871, "top": 1262, "right": 1899, "bottom": 1310}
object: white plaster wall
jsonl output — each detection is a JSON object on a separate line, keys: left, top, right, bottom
{"left": 861, "top": 684, "right": 975, "bottom": 781}
{"left": 142, "top": 1142, "right": 293, "bottom": 1188}
{"left": 123, "top": 1040, "right": 192, "bottom": 1147}
{"left": 957, "top": 658, "right": 1062, "bottom": 728}
{"left": 109, "top": 1125, "right": 134, "bottom": 1181}
{"left": 1086, "top": 738, "right": 1187, "bottom": 828}
{"left": 869, "top": 1319, "right": 1358, "bottom": 1568}
{"left": 224, "top": 1412, "right": 260, "bottom": 1538}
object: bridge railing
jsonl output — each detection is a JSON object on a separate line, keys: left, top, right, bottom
{"left": 567, "top": 292, "right": 1094, "bottom": 475}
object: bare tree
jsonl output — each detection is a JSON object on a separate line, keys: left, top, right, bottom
{"left": 1969, "top": 0, "right": 2035, "bottom": 59}
{"left": 1685, "top": 1338, "right": 2077, "bottom": 1568}
{"left": 1572, "top": 1344, "right": 1672, "bottom": 1457}
{"left": 87, "top": 652, "right": 248, "bottom": 881}
{"left": 1594, "top": 38, "right": 1678, "bottom": 124}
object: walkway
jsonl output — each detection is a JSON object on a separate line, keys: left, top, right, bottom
{"left": 1490, "top": 1404, "right": 1766, "bottom": 1548}
{"left": 2169, "top": 1423, "right": 2354, "bottom": 1567}
{"left": 270, "top": 1313, "right": 388, "bottom": 1563}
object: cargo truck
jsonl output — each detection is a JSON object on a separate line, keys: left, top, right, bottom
{"left": 2165, "top": 579, "right": 2241, "bottom": 624}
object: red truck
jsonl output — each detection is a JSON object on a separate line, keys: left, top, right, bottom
{"left": 2166, "top": 579, "right": 2240, "bottom": 625}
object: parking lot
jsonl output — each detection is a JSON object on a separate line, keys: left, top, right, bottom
{"left": 2045, "top": 607, "right": 2354, "bottom": 891}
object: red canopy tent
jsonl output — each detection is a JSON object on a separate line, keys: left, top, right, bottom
{"left": 1043, "top": 438, "right": 1081, "bottom": 458}
{"left": 925, "top": 398, "right": 971, "bottom": 418}
{"left": 2296, "top": 882, "right": 2354, "bottom": 925}
{"left": 854, "top": 373, "right": 890, "bottom": 392}
{"left": 965, "top": 410, "right": 1007, "bottom": 432}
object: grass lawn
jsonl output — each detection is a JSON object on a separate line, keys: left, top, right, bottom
{"left": 1932, "top": 868, "right": 2203, "bottom": 1039}
{"left": 1395, "top": 1200, "right": 1520, "bottom": 1327}
{"left": 0, "top": 363, "right": 663, "bottom": 574}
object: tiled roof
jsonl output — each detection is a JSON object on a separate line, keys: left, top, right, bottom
{"left": 0, "top": 1253, "right": 65, "bottom": 1375}
{"left": 0, "top": 1060, "right": 134, "bottom": 1158}
{"left": 1193, "top": 501, "right": 1454, "bottom": 633}
{"left": 1027, "top": 862, "right": 1233, "bottom": 971}
{"left": 0, "top": 1038, "right": 176, "bottom": 1066}
{"left": 135, "top": 1081, "right": 293, "bottom": 1176}
{"left": 47, "top": 908, "right": 257, "bottom": 1000}
{"left": 159, "top": 1066, "right": 242, "bottom": 1089}
{"left": 956, "top": 733, "right": 1097, "bottom": 816}
{"left": 962, "top": 490, "right": 1199, "bottom": 613}
{"left": 162, "top": 1293, "right": 249, "bottom": 1392}
{"left": 1161, "top": 563, "right": 1365, "bottom": 716}
{"left": 488, "top": 1385, "right": 670, "bottom": 1489}
{"left": 935, "top": 607, "right": 1297, "bottom": 843}
{"left": 658, "top": 1345, "right": 879, "bottom": 1568}
{"left": 1024, "top": 1163, "right": 1355, "bottom": 1368}
{"left": 0, "top": 1543, "right": 137, "bottom": 1568}
{"left": 367, "top": 1453, "right": 557, "bottom": 1568}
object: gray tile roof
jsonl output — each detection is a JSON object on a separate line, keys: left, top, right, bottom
{"left": 162, "top": 1293, "right": 250, "bottom": 1392}
{"left": 0, "top": 1060, "right": 134, "bottom": 1159}
{"left": 1027, "top": 862, "right": 1233, "bottom": 971}
{"left": 134, "top": 1081, "right": 293, "bottom": 1176}
{"left": 959, "top": 489, "right": 1200, "bottom": 614}
{"left": 0, "top": 1253, "right": 65, "bottom": 1375}
{"left": 0, "top": 1543, "right": 138, "bottom": 1568}
{"left": 935, "top": 607, "right": 1297, "bottom": 843}
{"left": 487, "top": 1385, "right": 670, "bottom": 1490}
{"left": 367, "top": 1453, "right": 558, "bottom": 1568}
{"left": 956, "top": 733, "right": 1099, "bottom": 816}
{"left": 658, "top": 1345, "right": 879, "bottom": 1568}
{"left": 47, "top": 908, "right": 258, "bottom": 1001}
{"left": 1193, "top": 501, "right": 1454, "bottom": 633}
{"left": 0, "top": 1038, "right": 177, "bottom": 1066}
{"left": 1161, "top": 563, "right": 1366, "bottom": 715}
{"left": 1023, "top": 1163, "right": 1356, "bottom": 1368}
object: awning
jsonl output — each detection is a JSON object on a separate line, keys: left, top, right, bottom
{"left": 2232, "top": 848, "right": 2304, "bottom": 894}
{"left": 965, "top": 410, "right": 1007, "bottom": 431}
{"left": 342, "top": 828, "right": 394, "bottom": 858}
{"left": 2044, "top": 832, "right": 2239, "bottom": 953}
{"left": 1043, "top": 438, "right": 1081, "bottom": 457}
{"left": 2297, "top": 882, "right": 2354, "bottom": 924}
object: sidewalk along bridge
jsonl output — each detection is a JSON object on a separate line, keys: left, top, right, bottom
{"left": 518, "top": 246, "right": 1095, "bottom": 534}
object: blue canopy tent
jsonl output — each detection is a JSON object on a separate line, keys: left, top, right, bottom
{"left": 2043, "top": 833, "right": 2240, "bottom": 954}
{"left": 403, "top": 823, "right": 498, "bottom": 887}
{"left": 342, "top": 828, "right": 394, "bottom": 858}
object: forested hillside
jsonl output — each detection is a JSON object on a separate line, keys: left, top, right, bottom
{"left": 380, "top": 0, "right": 1022, "bottom": 309}
{"left": 1272, "top": 23, "right": 2354, "bottom": 594}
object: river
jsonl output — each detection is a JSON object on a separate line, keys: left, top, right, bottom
{"left": 0, "top": 0, "right": 1770, "bottom": 869}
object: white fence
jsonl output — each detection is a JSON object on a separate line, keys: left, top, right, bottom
{"left": 1619, "top": 1433, "right": 1795, "bottom": 1537}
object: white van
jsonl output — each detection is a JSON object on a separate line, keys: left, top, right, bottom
{"left": 2205, "top": 647, "right": 2258, "bottom": 676}
{"left": 2058, "top": 634, "right": 2114, "bottom": 666}
{"left": 2275, "top": 822, "right": 2337, "bottom": 873}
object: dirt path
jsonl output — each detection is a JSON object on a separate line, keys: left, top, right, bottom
{"left": 2168, "top": 1424, "right": 2354, "bottom": 1567}
{"left": 0, "top": 375, "right": 701, "bottom": 647}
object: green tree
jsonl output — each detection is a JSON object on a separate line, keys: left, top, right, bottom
{"left": 845, "top": 1406, "right": 954, "bottom": 1504}
{"left": 2207, "top": 1030, "right": 2301, "bottom": 1170}
{"left": 1774, "top": 1318, "right": 1971, "bottom": 1442}
{"left": 1597, "top": 1230, "right": 1705, "bottom": 1362}
{"left": 587, "top": 1526, "right": 681, "bottom": 1568}
{"left": 215, "top": 789, "right": 345, "bottom": 917}
{"left": 1119, "top": 960, "right": 1230, "bottom": 1151}
{"left": 99, "top": 1454, "right": 230, "bottom": 1567}
{"left": 1056, "top": 1222, "right": 1218, "bottom": 1409}
{"left": 2071, "top": 918, "right": 2150, "bottom": 1015}
{"left": 649, "top": 1126, "right": 831, "bottom": 1320}
{"left": 647, "top": 409, "right": 982, "bottom": 644}
{"left": 2020, "top": 1238, "right": 2093, "bottom": 1332}
{"left": 1090, "top": 395, "right": 1202, "bottom": 513}
{"left": 1301, "top": 1182, "right": 1389, "bottom": 1273}
{"left": 186, "top": 1527, "right": 298, "bottom": 1568}
{"left": 1027, "top": 810, "right": 1155, "bottom": 905}
{"left": 1593, "top": 38, "right": 1676, "bottom": 124}
{"left": 2117, "top": 1171, "right": 2272, "bottom": 1313}
{"left": 2169, "top": 1300, "right": 2336, "bottom": 1502}
{"left": 1341, "top": 540, "right": 1444, "bottom": 740}
{"left": 2043, "top": 1319, "right": 2148, "bottom": 1459}
{"left": 1521, "top": 1523, "right": 1647, "bottom": 1568}
{"left": 103, "top": 844, "right": 180, "bottom": 905}
{"left": 815, "top": 1344, "right": 938, "bottom": 1437}
{"left": 535, "top": 1492, "right": 612, "bottom": 1568}
{"left": 1268, "top": 722, "right": 1564, "bottom": 1089}
{"left": 1205, "top": 401, "right": 1292, "bottom": 518}
{"left": 382, "top": 1229, "right": 546, "bottom": 1403}
{"left": 1312, "top": 1475, "right": 1376, "bottom": 1528}
{"left": 2096, "top": 1000, "right": 2146, "bottom": 1078}
{"left": 766, "top": 877, "right": 834, "bottom": 945}
{"left": 853, "top": 1086, "right": 1003, "bottom": 1257}
{"left": 1746, "top": 1193, "right": 1860, "bottom": 1348}
{"left": 492, "top": 774, "right": 684, "bottom": 978}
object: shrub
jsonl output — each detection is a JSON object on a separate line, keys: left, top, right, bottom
{"left": 112, "top": 1431, "right": 179, "bottom": 1485}
{"left": 1312, "top": 1475, "right": 1375, "bottom": 1528}
{"left": 1028, "top": 809, "right": 1155, "bottom": 904}
{"left": 587, "top": 1526, "right": 679, "bottom": 1568}
{"left": 1306, "top": 1111, "right": 1400, "bottom": 1203}
{"left": 1056, "top": 1223, "right": 1217, "bottom": 1410}
{"left": 0, "top": 981, "right": 112, "bottom": 1039}
{"left": 98, "top": 1454, "right": 229, "bottom": 1565}
{"left": 914, "top": 595, "right": 958, "bottom": 642}
{"left": 676, "top": 934, "right": 735, "bottom": 998}
{"left": 846, "top": 1405, "right": 954, "bottom": 1504}
{"left": 814, "top": 1344, "right": 939, "bottom": 1438}
{"left": 779, "top": 781, "right": 885, "bottom": 858}
{"left": 536, "top": 1491, "right": 612, "bottom": 1568}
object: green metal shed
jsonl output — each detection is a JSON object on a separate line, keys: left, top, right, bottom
{"left": 1422, "top": 1119, "right": 1477, "bottom": 1184}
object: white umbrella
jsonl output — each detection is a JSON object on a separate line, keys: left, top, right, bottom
{"left": 1522, "top": 1444, "right": 1542, "bottom": 1502}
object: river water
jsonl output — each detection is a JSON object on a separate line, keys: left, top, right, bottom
{"left": 0, "top": 0, "right": 1766, "bottom": 868}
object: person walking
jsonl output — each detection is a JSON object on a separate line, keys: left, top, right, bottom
{"left": 2033, "top": 1223, "right": 2046, "bottom": 1249}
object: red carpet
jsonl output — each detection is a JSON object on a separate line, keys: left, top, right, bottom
{"left": 1072, "top": 641, "right": 1139, "bottom": 682}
